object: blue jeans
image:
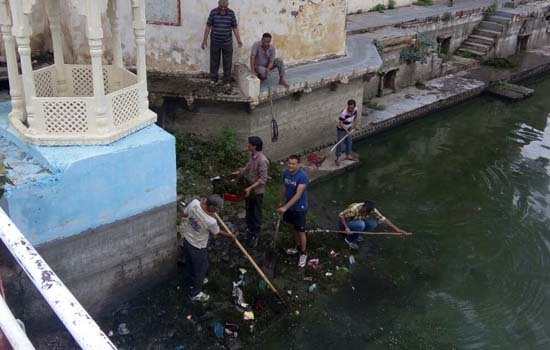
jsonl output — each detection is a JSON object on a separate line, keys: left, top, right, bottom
{"left": 335, "top": 128, "right": 352, "bottom": 158}
{"left": 339, "top": 218, "right": 378, "bottom": 243}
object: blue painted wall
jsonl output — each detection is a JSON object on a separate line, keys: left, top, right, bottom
{"left": 0, "top": 102, "right": 177, "bottom": 245}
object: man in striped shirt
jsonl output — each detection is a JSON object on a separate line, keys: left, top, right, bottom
{"left": 335, "top": 99, "right": 358, "bottom": 166}
{"left": 201, "top": 0, "right": 243, "bottom": 86}
{"left": 338, "top": 201, "right": 411, "bottom": 249}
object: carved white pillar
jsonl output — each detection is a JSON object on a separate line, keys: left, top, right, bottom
{"left": 10, "top": 0, "right": 38, "bottom": 132}
{"left": 86, "top": 0, "right": 107, "bottom": 131}
{"left": 132, "top": 0, "right": 149, "bottom": 110}
{"left": 108, "top": 0, "right": 123, "bottom": 68}
{"left": 46, "top": 0, "right": 66, "bottom": 94}
{"left": 0, "top": 0, "right": 25, "bottom": 123}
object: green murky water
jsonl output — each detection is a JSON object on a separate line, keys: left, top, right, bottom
{"left": 255, "top": 75, "right": 550, "bottom": 349}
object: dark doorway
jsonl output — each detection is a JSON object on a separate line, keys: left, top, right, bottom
{"left": 383, "top": 69, "right": 397, "bottom": 91}
{"left": 438, "top": 36, "right": 452, "bottom": 55}
{"left": 518, "top": 35, "right": 529, "bottom": 52}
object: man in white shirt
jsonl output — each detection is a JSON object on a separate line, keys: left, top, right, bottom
{"left": 182, "top": 195, "right": 235, "bottom": 302}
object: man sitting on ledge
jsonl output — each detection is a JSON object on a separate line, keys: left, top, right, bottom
{"left": 250, "top": 33, "right": 289, "bottom": 87}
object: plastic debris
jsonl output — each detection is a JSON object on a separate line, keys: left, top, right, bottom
{"left": 307, "top": 258, "right": 320, "bottom": 269}
{"left": 336, "top": 266, "right": 349, "bottom": 273}
{"left": 325, "top": 272, "right": 333, "bottom": 277}
{"left": 225, "top": 323, "right": 239, "bottom": 338}
{"left": 232, "top": 281, "right": 249, "bottom": 309}
{"left": 349, "top": 255, "right": 356, "bottom": 265}
{"left": 186, "top": 315, "right": 192, "bottom": 320}
{"left": 329, "top": 250, "right": 339, "bottom": 258}
{"left": 243, "top": 311, "right": 255, "bottom": 320}
{"left": 175, "top": 345, "right": 186, "bottom": 350}
{"left": 107, "top": 330, "right": 114, "bottom": 337}
{"left": 214, "top": 322, "right": 225, "bottom": 339}
{"left": 303, "top": 276, "right": 313, "bottom": 281}
{"left": 308, "top": 283, "right": 317, "bottom": 293}
{"left": 238, "top": 268, "right": 247, "bottom": 275}
{"left": 287, "top": 290, "right": 293, "bottom": 295}
{"left": 294, "top": 310, "right": 300, "bottom": 316}
{"left": 117, "top": 323, "right": 130, "bottom": 336}
{"left": 258, "top": 280, "right": 267, "bottom": 291}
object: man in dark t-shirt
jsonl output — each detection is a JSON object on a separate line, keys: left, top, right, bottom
{"left": 201, "top": 0, "right": 243, "bottom": 86}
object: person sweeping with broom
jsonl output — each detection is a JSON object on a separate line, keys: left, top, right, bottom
{"left": 339, "top": 201, "right": 411, "bottom": 250}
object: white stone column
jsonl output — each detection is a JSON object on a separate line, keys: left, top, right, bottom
{"left": 132, "top": 0, "right": 149, "bottom": 110}
{"left": 108, "top": 0, "right": 123, "bottom": 68}
{"left": 46, "top": 0, "right": 66, "bottom": 94}
{"left": 0, "top": 0, "right": 25, "bottom": 123}
{"left": 10, "top": 0, "right": 38, "bottom": 132}
{"left": 86, "top": 0, "right": 107, "bottom": 132}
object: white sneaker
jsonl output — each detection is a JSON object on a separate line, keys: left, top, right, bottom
{"left": 286, "top": 247, "right": 299, "bottom": 255}
{"left": 190, "top": 292, "right": 210, "bottom": 303}
{"left": 298, "top": 254, "right": 307, "bottom": 268}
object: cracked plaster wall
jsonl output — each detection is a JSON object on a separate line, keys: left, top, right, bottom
{"left": 16, "top": 0, "right": 347, "bottom": 74}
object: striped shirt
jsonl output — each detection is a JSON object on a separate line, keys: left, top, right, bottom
{"left": 339, "top": 203, "right": 386, "bottom": 222}
{"left": 338, "top": 107, "right": 357, "bottom": 131}
{"left": 207, "top": 8, "right": 238, "bottom": 46}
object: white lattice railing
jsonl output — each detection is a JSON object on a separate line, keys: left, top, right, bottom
{"left": 12, "top": 64, "right": 155, "bottom": 145}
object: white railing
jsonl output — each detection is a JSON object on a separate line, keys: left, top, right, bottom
{"left": 0, "top": 208, "right": 117, "bottom": 350}
{"left": 10, "top": 64, "right": 155, "bottom": 145}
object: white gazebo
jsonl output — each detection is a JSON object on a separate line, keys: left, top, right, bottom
{"left": 0, "top": 0, "right": 156, "bottom": 145}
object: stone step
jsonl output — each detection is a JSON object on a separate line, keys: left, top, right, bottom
{"left": 479, "top": 21, "right": 505, "bottom": 32}
{"left": 469, "top": 34, "right": 496, "bottom": 46}
{"left": 457, "top": 48, "right": 485, "bottom": 59}
{"left": 462, "top": 41, "right": 492, "bottom": 53}
{"left": 473, "top": 28, "right": 502, "bottom": 39}
{"left": 487, "top": 15, "right": 512, "bottom": 25}
{"left": 494, "top": 10, "right": 515, "bottom": 18}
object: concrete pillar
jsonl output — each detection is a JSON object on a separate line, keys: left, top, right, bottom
{"left": 107, "top": 0, "right": 123, "bottom": 68}
{"left": 0, "top": 0, "right": 25, "bottom": 123}
{"left": 46, "top": 0, "right": 67, "bottom": 94}
{"left": 10, "top": 1, "right": 38, "bottom": 131}
{"left": 132, "top": 0, "right": 149, "bottom": 110}
{"left": 86, "top": 0, "right": 107, "bottom": 131}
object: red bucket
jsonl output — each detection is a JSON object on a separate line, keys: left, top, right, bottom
{"left": 223, "top": 193, "right": 246, "bottom": 202}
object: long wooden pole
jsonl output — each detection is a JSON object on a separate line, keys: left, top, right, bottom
{"left": 307, "top": 229, "right": 413, "bottom": 236}
{"left": 330, "top": 129, "right": 356, "bottom": 153}
{"left": 214, "top": 213, "right": 285, "bottom": 302}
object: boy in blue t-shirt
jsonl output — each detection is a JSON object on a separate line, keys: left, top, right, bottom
{"left": 278, "top": 154, "right": 309, "bottom": 268}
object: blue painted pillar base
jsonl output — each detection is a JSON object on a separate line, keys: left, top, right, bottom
{"left": 0, "top": 102, "right": 177, "bottom": 321}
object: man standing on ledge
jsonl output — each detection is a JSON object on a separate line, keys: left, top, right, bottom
{"left": 338, "top": 200, "right": 411, "bottom": 250}
{"left": 250, "top": 33, "right": 289, "bottom": 87}
{"left": 335, "top": 99, "right": 358, "bottom": 167}
{"left": 278, "top": 155, "right": 309, "bottom": 268}
{"left": 233, "top": 136, "right": 269, "bottom": 248}
{"left": 202, "top": 0, "right": 243, "bottom": 87}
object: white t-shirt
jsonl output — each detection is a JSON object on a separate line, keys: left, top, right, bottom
{"left": 183, "top": 199, "right": 220, "bottom": 249}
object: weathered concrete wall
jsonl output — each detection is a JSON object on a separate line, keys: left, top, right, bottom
{"left": 347, "top": 0, "right": 414, "bottom": 14}
{"left": 3, "top": 203, "right": 177, "bottom": 328}
{"left": 363, "top": 8, "right": 485, "bottom": 98}
{"left": 46, "top": 0, "right": 346, "bottom": 74}
{"left": 164, "top": 79, "right": 364, "bottom": 160}
{"left": 495, "top": 7, "right": 550, "bottom": 58}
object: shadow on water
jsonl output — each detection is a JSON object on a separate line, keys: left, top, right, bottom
{"left": 250, "top": 74, "right": 550, "bottom": 349}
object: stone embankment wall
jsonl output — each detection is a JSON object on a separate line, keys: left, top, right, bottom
{"left": 495, "top": 5, "right": 550, "bottom": 58}
{"left": 164, "top": 79, "right": 364, "bottom": 161}
{"left": 363, "top": 7, "right": 487, "bottom": 98}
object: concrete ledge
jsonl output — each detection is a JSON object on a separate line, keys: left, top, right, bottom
{"left": 3, "top": 202, "right": 177, "bottom": 329}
